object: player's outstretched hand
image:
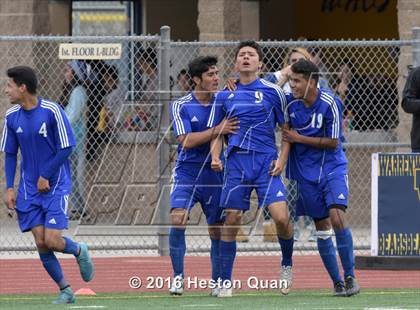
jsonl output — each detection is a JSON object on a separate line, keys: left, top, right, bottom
{"left": 269, "top": 159, "right": 283, "bottom": 176}
{"left": 211, "top": 158, "right": 223, "bottom": 172}
{"left": 282, "top": 128, "right": 301, "bottom": 143}
{"left": 4, "top": 188, "right": 16, "bottom": 211}
{"left": 225, "top": 78, "right": 238, "bottom": 91}
{"left": 216, "top": 117, "right": 240, "bottom": 135}
{"left": 37, "top": 176, "right": 50, "bottom": 193}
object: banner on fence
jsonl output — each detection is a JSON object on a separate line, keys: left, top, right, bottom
{"left": 371, "top": 153, "right": 420, "bottom": 256}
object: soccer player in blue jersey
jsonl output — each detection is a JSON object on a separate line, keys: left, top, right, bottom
{"left": 169, "top": 56, "right": 239, "bottom": 296}
{"left": 2, "top": 66, "right": 94, "bottom": 304}
{"left": 209, "top": 41, "right": 294, "bottom": 297}
{"left": 283, "top": 59, "right": 360, "bottom": 296}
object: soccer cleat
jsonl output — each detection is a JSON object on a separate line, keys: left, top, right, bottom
{"left": 217, "top": 286, "right": 232, "bottom": 298}
{"left": 210, "top": 287, "right": 220, "bottom": 297}
{"left": 76, "top": 242, "right": 94, "bottom": 282}
{"left": 169, "top": 275, "right": 184, "bottom": 296}
{"left": 333, "top": 281, "right": 347, "bottom": 297}
{"left": 280, "top": 265, "right": 293, "bottom": 295}
{"left": 52, "top": 286, "right": 75, "bottom": 304}
{"left": 345, "top": 276, "right": 360, "bottom": 296}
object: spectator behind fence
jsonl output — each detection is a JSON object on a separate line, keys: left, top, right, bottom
{"left": 84, "top": 60, "right": 110, "bottom": 161}
{"left": 335, "top": 60, "right": 360, "bottom": 131}
{"left": 132, "top": 47, "right": 159, "bottom": 130}
{"left": 309, "top": 46, "right": 331, "bottom": 91}
{"left": 101, "top": 64, "right": 123, "bottom": 134}
{"left": 402, "top": 65, "right": 420, "bottom": 152}
{"left": 337, "top": 59, "right": 399, "bottom": 132}
{"left": 59, "top": 60, "right": 88, "bottom": 220}
{"left": 265, "top": 47, "right": 312, "bottom": 92}
{"left": 135, "top": 47, "right": 158, "bottom": 100}
{"left": 175, "top": 69, "right": 193, "bottom": 96}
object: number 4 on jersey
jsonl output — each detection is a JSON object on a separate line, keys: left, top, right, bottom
{"left": 39, "top": 122, "right": 47, "bottom": 137}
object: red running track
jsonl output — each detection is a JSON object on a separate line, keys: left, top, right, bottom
{"left": 1, "top": 255, "right": 419, "bottom": 294}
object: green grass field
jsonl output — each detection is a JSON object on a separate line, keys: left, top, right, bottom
{"left": 0, "top": 289, "right": 419, "bottom": 310}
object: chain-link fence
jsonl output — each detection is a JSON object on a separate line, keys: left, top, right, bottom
{"left": 0, "top": 26, "right": 416, "bottom": 256}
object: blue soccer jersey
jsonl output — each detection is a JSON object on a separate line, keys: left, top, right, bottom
{"left": 208, "top": 78, "right": 288, "bottom": 211}
{"left": 171, "top": 92, "right": 218, "bottom": 165}
{"left": 209, "top": 78, "right": 287, "bottom": 155}
{"left": 170, "top": 92, "right": 224, "bottom": 222}
{"left": 1, "top": 98, "right": 76, "bottom": 207}
{"left": 285, "top": 90, "right": 347, "bottom": 184}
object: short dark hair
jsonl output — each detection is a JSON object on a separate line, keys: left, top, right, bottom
{"left": 291, "top": 59, "right": 320, "bottom": 84}
{"left": 234, "top": 40, "right": 263, "bottom": 61}
{"left": 177, "top": 69, "right": 188, "bottom": 79}
{"left": 6, "top": 66, "right": 38, "bottom": 94}
{"left": 188, "top": 56, "right": 218, "bottom": 79}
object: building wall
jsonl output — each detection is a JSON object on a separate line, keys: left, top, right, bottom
{"left": 145, "top": 0, "right": 199, "bottom": 40}
{"left": 260, "top": 0, "right": 399, "bottom": 40}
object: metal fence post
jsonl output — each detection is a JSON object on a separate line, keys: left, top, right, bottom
{"left": 157, "top": 25, "right": 171, "bottom": 256}
{"left": 413, "top": 27, "right": 420, "bottom": 67}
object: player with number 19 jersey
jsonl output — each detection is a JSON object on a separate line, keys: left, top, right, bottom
{"left": 285, "top": 90, "right": 347, "bottom": 183}
{"left": 285, "top": 90, "right": 348, "bottom": 218}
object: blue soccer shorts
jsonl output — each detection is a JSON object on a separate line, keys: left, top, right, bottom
{"left": 170, "top": 163, "right": 224, "bottom": 224}
{"left": 220, "top": 148, "right": 287, "bottom": 211}
{"left": 295, "top": 171, "right": 349, "bottom": 219}
{"left": 16, "top": 194, "right": 70, "bottom": 232}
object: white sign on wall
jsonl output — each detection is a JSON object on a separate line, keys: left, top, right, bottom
{"left": 59, "top": 43, "right": 122, "bottom": 60}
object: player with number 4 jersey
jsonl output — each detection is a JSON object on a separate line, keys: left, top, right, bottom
{"left": 2, "top": 66, "right": 94, "bottom": 305}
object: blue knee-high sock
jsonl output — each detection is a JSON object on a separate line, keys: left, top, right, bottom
{"left": 317, "top": 237, "right": 342, "bottom": 284}
{"left": 278, "top": 237, "right": 294, "bottom": 267}
{"left": 210, "top": 238, "right": 220, "bottom": 281}
{"left": 62, "top": 236, "right": 80, "bottom": 256}
{"left": 169, "top": 228, "right": 186, "bottom": 277}
{"left": 335, "top": 228, "right": 355, "bottom": 278}
{"left": 220, "top": 240, "right": 236, "bottom": 282}
{"left": 39, "top": 251, "right": 68, "bottom": 289}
